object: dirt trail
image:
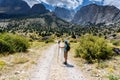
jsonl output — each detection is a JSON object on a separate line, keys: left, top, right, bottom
{"left": 29, "top": 44, "right": 86, "bottom": 80}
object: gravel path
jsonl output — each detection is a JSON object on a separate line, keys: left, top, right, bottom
{"left": 29, "top": 44, "right": 86, "bottom": 80}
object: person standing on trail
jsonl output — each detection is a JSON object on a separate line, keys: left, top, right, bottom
{"left": 59, "top": 40, "right": 70, "bottom": 65}
{"left": 63, "top": 40, "right": 70, "bottom": 65}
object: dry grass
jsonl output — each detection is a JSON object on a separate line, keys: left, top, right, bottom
{"left": 0, "top": 41, "right": 52, "bottom": 80}
{"left": 11, "top": 56, "right": 29, "bottom": 64}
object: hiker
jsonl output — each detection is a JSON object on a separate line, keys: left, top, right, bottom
{"left": 60, "top": 40, "right": 70, "bottom": 65}
{"left": 63, "top": 40, "right": 70, "bottom": 65}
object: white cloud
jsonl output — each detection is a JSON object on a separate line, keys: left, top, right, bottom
{"left": 24, "top": 0, "right": 120, "bottom": 9}
{"left": 89, "top": 0, "right": 102, "bottom": 1}
{"left": 41, "top": 0, "right": 83, "bottom": 9}
{"left": 104, "top": 0, "right": 120, "bottom": 9}
{"left": 24, "top": 0, "right": 83, "bottom": 9}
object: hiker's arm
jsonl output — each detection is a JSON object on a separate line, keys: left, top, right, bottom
{"left": 59, "top": 44, "right": 65, "bottom": 48}
{"left": 59, "top": 46, "right": 64, "bottom": 48}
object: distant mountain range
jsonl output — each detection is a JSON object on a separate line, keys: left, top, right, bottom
{"left": 0, "top": 0, "right": 49, "bottom": 18}
{"left": 72, "top": 4, "right": 120, "bottom": 25}
{"left": 0, "top": 0, "right": 120, "bottom": 26}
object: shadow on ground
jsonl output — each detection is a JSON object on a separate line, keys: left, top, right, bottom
{"left": 66, "top": 63, "right": 74, "bottom": 68}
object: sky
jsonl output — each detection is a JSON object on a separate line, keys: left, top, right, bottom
{"left": 24, "top": 0, "right": 120, "bottom": 10}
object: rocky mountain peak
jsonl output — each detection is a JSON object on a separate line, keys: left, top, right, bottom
{"left": 54, "top": 7, "right": 75, "bottom": 22}
{"left": 72, "top": 4, "right": 120, "bottom": 25}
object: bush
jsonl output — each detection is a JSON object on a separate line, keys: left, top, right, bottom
{"left": 0, "top": 39, "right": 12, "bottom": 53}
{"left": 0, "top": 33, "right": 30, "bottom": 53}
{"left": 108, "top": 74, "right": 120, "bottom": 80}
{"left": 44, "top": 38, "right": 54, "bottom": 43}
{"left": 75, "top": 34, "right": 113, "bottom": 63}
{"left": 111, "top": 40, "right": 120, "bottom": 46}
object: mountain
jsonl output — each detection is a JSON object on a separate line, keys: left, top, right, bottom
{"left": 72, "top": 4, "right": 120, "bottom": 25}
{"left": 41, "top": 2, "right": 55, "bottom": 11}
{"left": 54, "top": 7, "right": 75, "bottom": 22}
{"left": 0, "top": 0, "right": 50, "bottom": 18}
{"left": 0, "top": 0, "right": 30, "bottom": 14}
{"left": 30, "top": 3, "right": 49, "bottom": 14}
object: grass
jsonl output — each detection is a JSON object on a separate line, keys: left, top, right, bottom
{"left": 96, "top": 61, "right": 109, "bottom": 69}
{"left": 12, "top": 56, "right": 29, "bottom": 64}
{"left": 0, "top": 60, "right": 6, "bottom": 69}
{"left": 30, "top": 41, "right": 46, "bottom": 48}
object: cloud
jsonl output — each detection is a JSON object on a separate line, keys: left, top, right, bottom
{"left": 104, "top": 0, "right": 120, "bottom": 9}
{"left": 24, "top": 0, "right": 120, "bottom": 10}
{"left": 41, "top": 0, "right": 83, "bottom": 9}
{"left": 89, "top": 0, "right": 120, "bottom": 9}
{"left": 24, "top": 0, "right": 83, "bottom": 9}
{"left": 89, "top": 0, "right": 102, "bottom": 1}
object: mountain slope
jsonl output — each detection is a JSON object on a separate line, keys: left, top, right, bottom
{"left": 54, "top": 7, "right": 75, "bottom": 22}
{"left": 72, "top": 4, "right": 120, "bottom": 25}
{"left": 0, "top": 0, "right": 30, "bottom": 14}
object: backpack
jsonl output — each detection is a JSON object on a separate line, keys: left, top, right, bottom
{"left": 66, "top": 44, "right": 70, "bottom": 51}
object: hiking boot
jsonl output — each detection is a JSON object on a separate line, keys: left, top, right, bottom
{"left": 63, "top": 62, "right": 67, "bottom": 65}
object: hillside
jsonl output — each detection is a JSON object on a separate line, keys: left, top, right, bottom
{"left": 0, "top": 13, "right": 73, "bottom": 37}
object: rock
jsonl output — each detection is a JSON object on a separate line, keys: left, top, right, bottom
{"left": 113, "top": 48, "right": 120, "bottom": 55}
{"left": 15, "top": 71, "right": 21, "bottom": 75}
{"left": 87, "top": 68, "right": 92, "bottom": 71}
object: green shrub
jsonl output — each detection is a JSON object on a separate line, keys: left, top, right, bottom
{"left": 0, "top": 33, "right": 29, "bottom": 53}
{"left": 45, "top": 40, "right": 49, "bottom": 43}
{"left": 111, "top": 40, "right": 120, "bottom": 46}
{"left": 0, "top": 39, "right": 12, "bottom": 53}
{"left": 75, "top": 34, "right": 113, "bottom": 63}
{"left": 108, "top": 74, "right": 120, "bottom": 80}
{"left": 44, "top": 38, "right": 54, "bottom": 43}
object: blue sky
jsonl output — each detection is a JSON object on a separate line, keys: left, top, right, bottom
{"left": 24, "top": 0, "right": 120, "bottom": 10}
